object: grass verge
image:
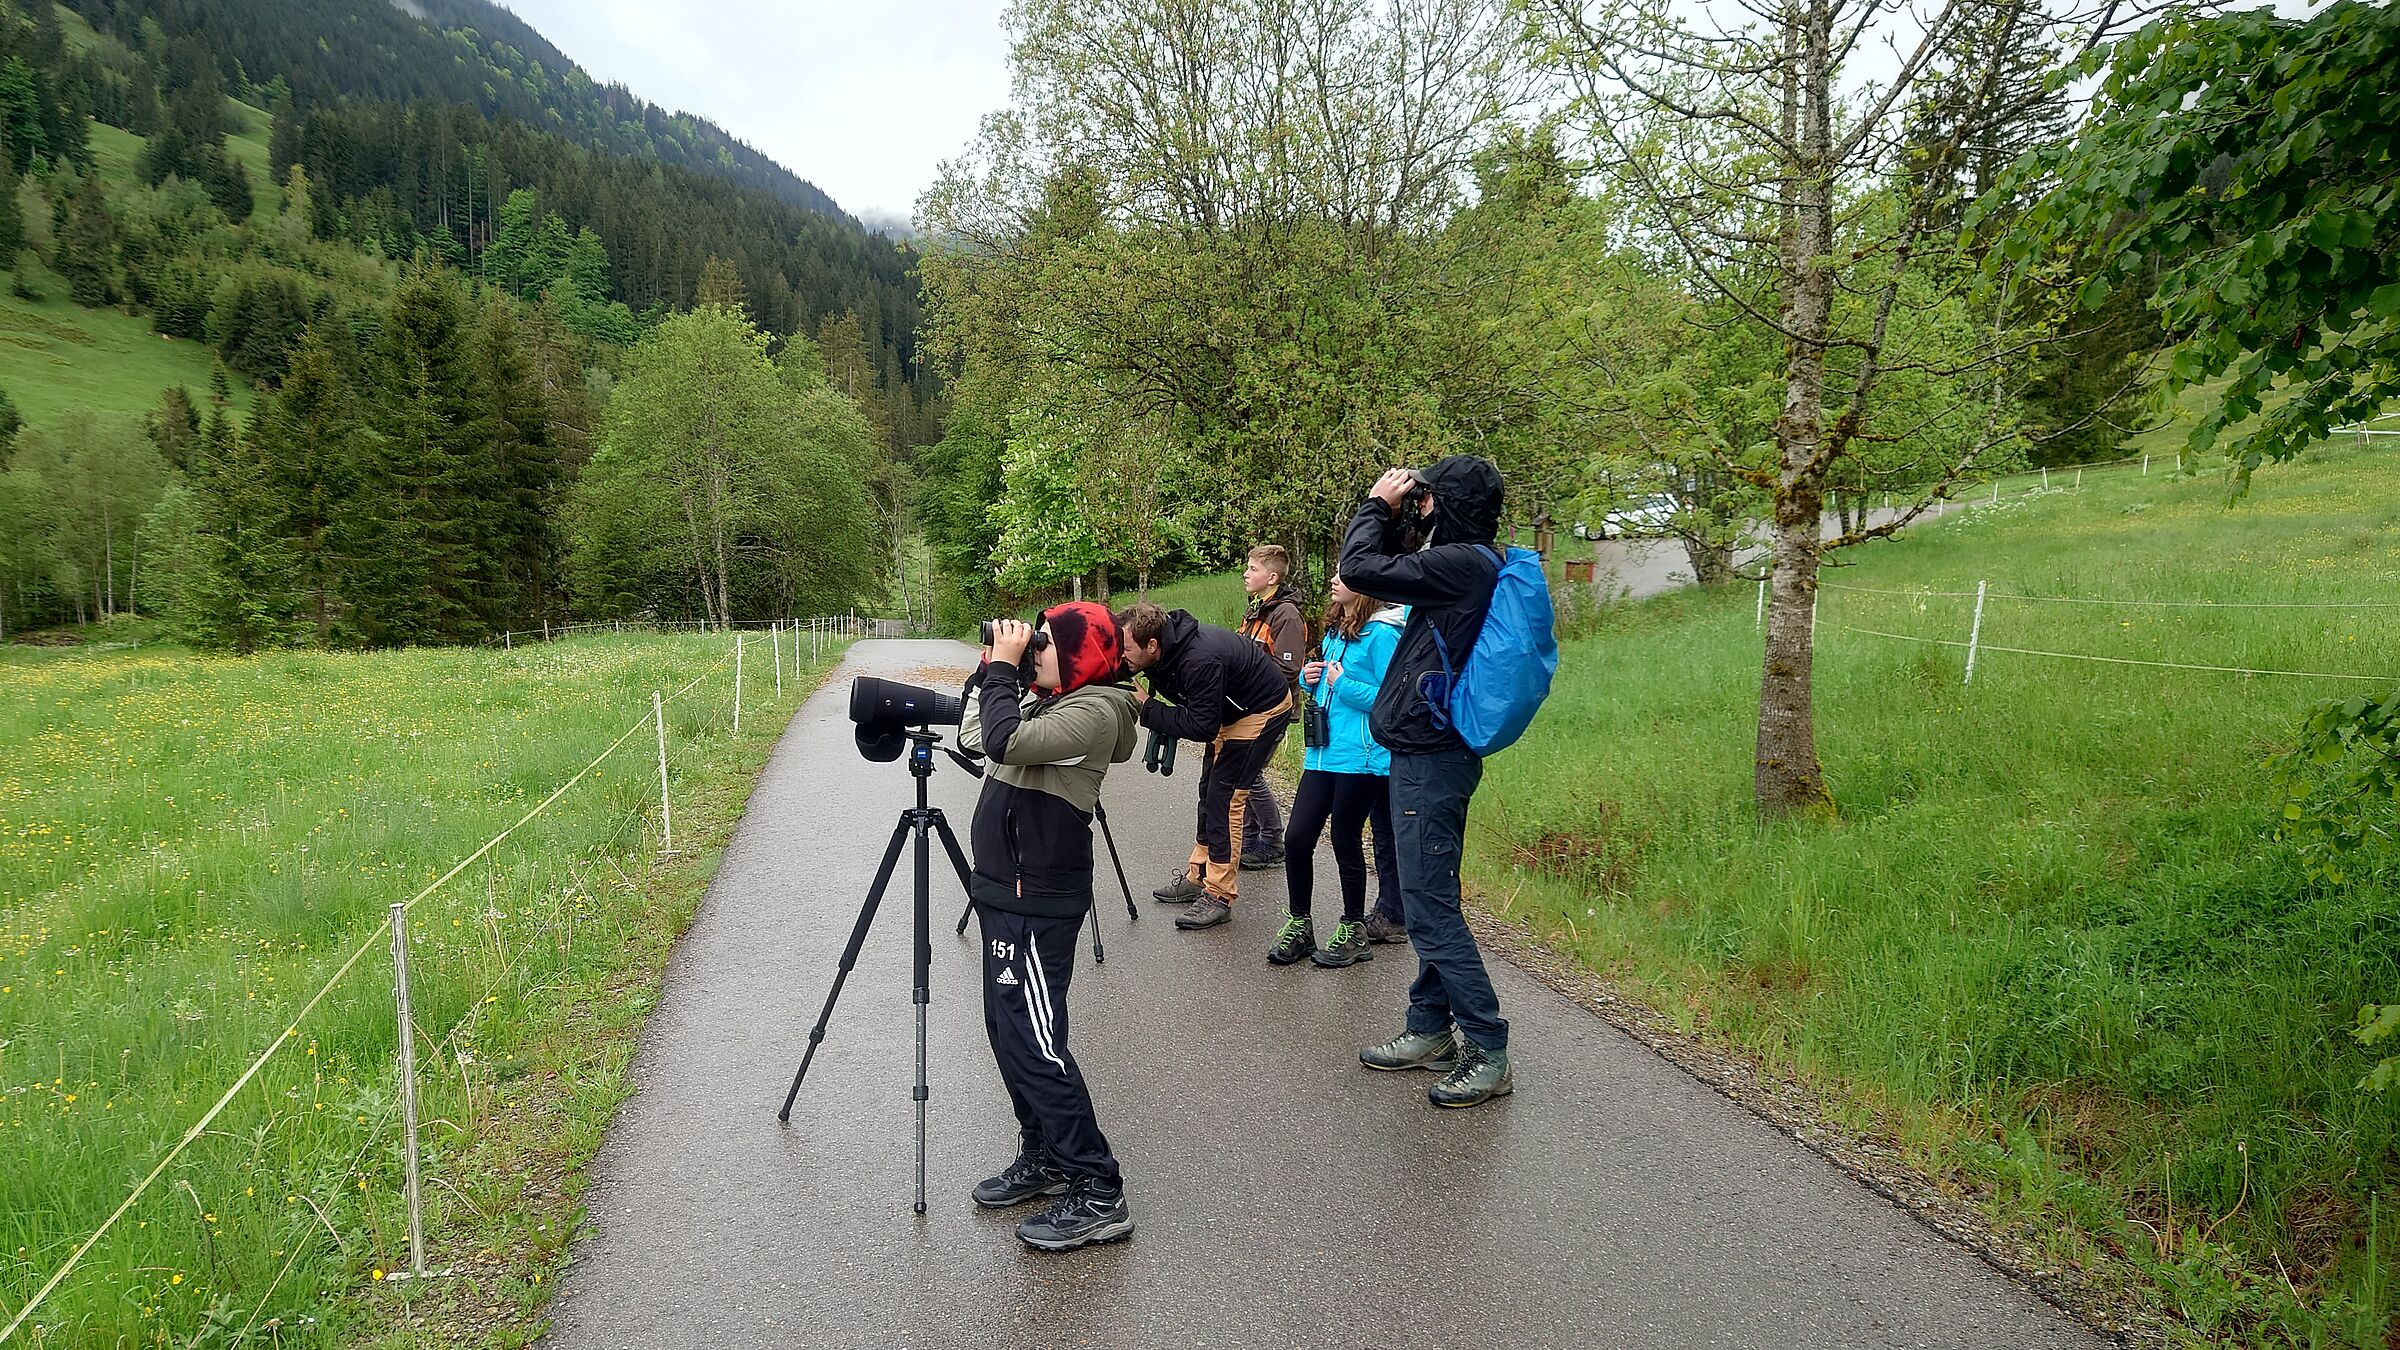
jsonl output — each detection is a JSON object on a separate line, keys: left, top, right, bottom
{"left": 1475, "top": 441, "right": 2399, "bottom": 1345}
{"left": 1, "top": 630, "right": 842, "bottom": 1346}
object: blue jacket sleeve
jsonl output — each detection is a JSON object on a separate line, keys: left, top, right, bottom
{"left": 1337, "top": 499, "right": 1494, "bottom": 608}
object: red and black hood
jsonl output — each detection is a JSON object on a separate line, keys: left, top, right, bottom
{"left": 1039, "top": 601, "right": 1124, "bottom": 696}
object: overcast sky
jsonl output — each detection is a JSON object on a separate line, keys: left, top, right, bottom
{"left": 494, "top": 0, "right": 1014, "bottom": 228}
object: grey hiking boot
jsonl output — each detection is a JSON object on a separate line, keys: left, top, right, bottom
{"left": 1428, "top": 1040, "right": 1514, "bottom": 1108}
{"left": 1266, "top": 914, "right": 1315, "bottom": 965}
{"left": 1311, "top": 919, "right": 1372, "bottom": 967}
{"left": 1016, "top": 1180, "right": 1134, "bottom": 1251}
{"left": 1363, "top": 910, "right": 1408, "bottom": 944}
{"left": 972, "top": 1152, "right": 1070, "bottom": 1208}
{"left": 1359, "top": 1026, "right": 1459, "bottom": 1072}
{"left": 1152, "top": 873, "right": 1204, "bottom": 904}
{"left": 1240, "top": 846, "right": 1286, "bottom": 871}
{"left": 1174, "top": 895, "right": 1233, "bottom": 930}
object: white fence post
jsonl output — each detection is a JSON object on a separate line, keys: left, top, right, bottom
{"left": 1963, "top": 579, "right": 1988, "bottom": 685}
{"left": 1755, "top": 577, "right": 1766, "bottom": 630}
{"left": 2075, "top": 468, "right": 2083, "bottom": 488}
{"left": 654, "top": 691, "right": 672, "bottom": 854}
{"left": 2143, "top": 454, "right": 2150, "bottom": 475}
{"left": 772, "top": 623, "right": 784, "bottom": 698}
{"left": 734, "top": 635, "right": 745, "bottom": 736}
{"left": 2041, "top": 466, "right": 2050, "bottom": 489}
{"left": 1991, "top": 480, "right": 2000, "bottom": 503}
{"left": 389, "top": 904, "right": 430, "bottom": 1281}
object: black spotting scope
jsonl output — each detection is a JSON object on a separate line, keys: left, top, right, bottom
{"left": 849, "top": 676, "right": 964, "bottom": 761}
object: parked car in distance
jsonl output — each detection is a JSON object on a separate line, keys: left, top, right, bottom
{"left": 1601, "top": 494, "right": 1679, "bottom": 539}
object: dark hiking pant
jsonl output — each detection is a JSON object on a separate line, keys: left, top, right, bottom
{"left": 1391, "top": 747, "right": 1508, "bottom": 1052}
{"left": 977, "top": 904, "right": 1119, "bottom": 1185}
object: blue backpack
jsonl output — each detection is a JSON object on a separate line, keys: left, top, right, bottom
{"left": 1423, "top": 546, "right": 1558, "bottom": 756}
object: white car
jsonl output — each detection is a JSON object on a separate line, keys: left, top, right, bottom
{"left": 1601, "top": 494, "right": 1679, "bottom": 538}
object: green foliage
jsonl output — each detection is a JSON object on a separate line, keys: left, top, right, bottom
{"left": 2271, "top": 689, "right": 2400, "bottom": 885}
{"left": 567, "top": 305, "right": 879, "bottom": 624}
{"left": 53, "top": 171, "right": 119, "bottom": 305}
{"left": 1987, "top": 0, "right": 2400, "bottom": 477}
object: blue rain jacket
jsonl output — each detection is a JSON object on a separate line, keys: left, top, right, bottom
{"left": 1301, "top": 606, "right": 1404, "bottom": 776}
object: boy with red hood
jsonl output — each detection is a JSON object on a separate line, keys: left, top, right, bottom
{"left": 957, "top": 602, "right": 1142, "bottom": 1250}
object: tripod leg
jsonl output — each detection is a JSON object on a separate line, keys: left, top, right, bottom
{"left": 779, "top": 817, "right": 912, "bottom": 1123}
{"left": 911, "top": 812, "right": 933, "bottom": 1216}
{"left": 936, "top": 811, "right": 976, "bottom": 936}
{"left": 1095, "top": 802, "right": 1139, "bottom": 923}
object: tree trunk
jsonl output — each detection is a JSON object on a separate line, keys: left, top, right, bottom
{"left": 1755, "top": 0, "right": 1836, "bottom": 817}
{"left": 1137, "top": 566, "right": 1150, "bottom": 602}
{"left": 1685, "top": 537, "right": 1736, "bottom": 587}
{"left": 1094, "top": 567, "right": 1109, "bottom": 603}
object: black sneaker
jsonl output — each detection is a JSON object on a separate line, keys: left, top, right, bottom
{"left": 972, "top": 1152, "right": 1070, "bottom": 1209}
{"left": 1239, "top": 847, "right": 1286, "bottom": 871}
{"left": 1266, "top": 914, "right": 1315, "bottom": 965}
{"left": 1016, "top": 1180, "right": 1133, "bottom": 1251}
{"left": 1311, "top": 919, "right": 1372, "bottom": 967}
{"left": 1174, "top": 895, "right": 1232, "bottom": 930}
{"left": 1364, "top": 911, "right": 1408, "bottom": 945}
{"left": 1151, "top": 873, "right": 1204, "bottom": 904}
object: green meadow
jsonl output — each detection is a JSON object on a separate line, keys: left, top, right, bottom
{"left": 1, "top": 629, "right": 840, "bottom": 1345}
{"left": 1479, "top": 442, "right": 2400, "bottom": 1344}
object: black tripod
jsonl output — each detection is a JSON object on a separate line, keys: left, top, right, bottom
{"left": 778, "top": 727, "right": 973, "bottom": 1215}
{"left": 952, "top": 801, "right": 1140, "bottom": 961}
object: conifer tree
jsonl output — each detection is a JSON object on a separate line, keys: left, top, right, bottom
{"left": 253, "top": 329, "right": 362, "bottom": 643}
{"left": 54, "top": 172, "right": 117, "bottom": 306}
{"left": 352, "top": 261, "right": 478, "bottom": 644}
{"left": 465, "top": 295, "right": 558, "bottom": 627}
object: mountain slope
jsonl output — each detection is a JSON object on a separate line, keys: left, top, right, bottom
{"left": 63, "top": 0, "right": 851, "bottom": 220}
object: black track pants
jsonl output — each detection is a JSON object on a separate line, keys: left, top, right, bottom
{"left": 976, "top": 903, "right": 1120, "bottom": 1186}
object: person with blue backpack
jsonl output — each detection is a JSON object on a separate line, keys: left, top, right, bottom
{"left": 1338, "top": 455, "right": 1557, "bottom": 1109}
{"left": 1265, "top": 576, "right": 1405, "bottom": 969}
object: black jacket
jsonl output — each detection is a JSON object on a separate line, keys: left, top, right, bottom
{"left": 1137, "top": 608, "right": 1292, "bottom": 742}
{"left": 1337, "top": 455, "right": 1504, "bottom": 756}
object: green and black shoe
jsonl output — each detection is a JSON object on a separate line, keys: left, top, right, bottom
{"left": 1311, "top": 919, "right": 1372, "bottom": 967}
{"left": 1266, "top": 915, "right": 1316, "bottom": 965}
{"left": 1428, "top": 1040, "right": 1514, "bottom": 1108}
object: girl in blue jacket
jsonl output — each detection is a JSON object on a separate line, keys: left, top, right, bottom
{"left": 1269, "top": 577, "right": 1405, "bottom": 968}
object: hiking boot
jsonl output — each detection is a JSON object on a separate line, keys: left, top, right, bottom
{"left": 1240, "top": 846, "right": 1286, "bottom": 871}
{"left": 1428, "top": 1040, "right": 1514, "bottom": 1108}
{"left": 1364, "top": 910, "right": 1409, "bottom": 945}
{"left": 1151, "top": 873, "right": 1204, "bottom": 904}
{"left": 972, "top": 1152, "right": 1070, "bottom": 1209}
{"left": 1311, "top": 919, "right": 1372, "bottom": 968}
{"left": 1266, "top": 915, "right": 1315, "bottom": 965}
{"left": 1359, "top": 1026, "right": 1459, "bottom": 1073}
{"left": 1016, "top": 1180, "right": 1134, "bottom": 1251}
{"left": 1174, "top": 895, "right": 1233, "bottom": 930}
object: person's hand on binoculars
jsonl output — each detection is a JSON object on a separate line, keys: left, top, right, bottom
{"left": 1371, "top": 467, "right": 1419, "bottom": 511}
{"left": 987, "top": 618, "right": 1035, "bottom": 665}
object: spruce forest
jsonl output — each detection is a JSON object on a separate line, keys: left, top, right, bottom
{"left": 0, "top": 0, "right": 931, "bottom": 645}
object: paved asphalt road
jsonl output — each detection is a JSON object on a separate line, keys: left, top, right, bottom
{"left": 542, "top": 639, "right": 2096, "bottom": 1350}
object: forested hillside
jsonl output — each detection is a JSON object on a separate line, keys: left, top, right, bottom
{"left": 65, "top": 0, "right": 848, "bottom": 218}
{"left": 0, "top": 0, "right": 918, "bottom": 643}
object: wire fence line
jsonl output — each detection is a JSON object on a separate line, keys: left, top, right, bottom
{"left": 1817, "top": 580, "right": 2400, "bottom": 609}
{"left": 1834, "top": 624, "right": 2395, "bottom": 685}
{"left": 485, "top": 614, "right": 911, "bottom": 650}
{"left": 0, "top": 632, "right": 809, "bottom": 1346}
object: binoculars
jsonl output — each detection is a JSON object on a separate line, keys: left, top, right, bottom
{"left": 978, "top": 620, "right": 1051, "bottom": 654}
{"left": 1143, "top": 727, "right": 1178, "bottom": 776}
